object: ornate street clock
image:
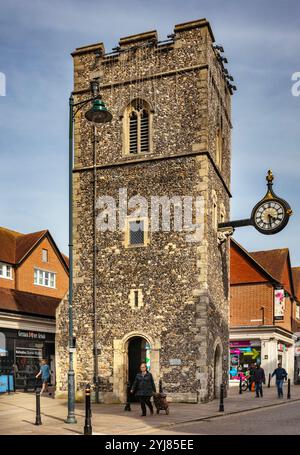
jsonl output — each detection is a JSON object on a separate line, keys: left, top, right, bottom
{"left": 218, "top": 170, "right": 293, "bottom": 238}
{"left": 251, "top": 170, "right": 293, "bottom": 235}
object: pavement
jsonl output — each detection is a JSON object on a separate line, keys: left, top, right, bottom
{"left": 0, "top": 384, "right": 299, "bottom": 435}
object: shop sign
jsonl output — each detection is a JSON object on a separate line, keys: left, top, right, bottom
{"left": 278, "top": 343, "right": 286, "bottom": 352}
{"left": 16, "top": 347, "right": 42, "bottom": 358}
{"left": 230, "top": 341, "right": 251, "bottom": 347}
{"left": 274, "top": 289, "right": 285, "bottom": 320}
{"left": 17, "top": 330, "right": 46, "bottom": 340}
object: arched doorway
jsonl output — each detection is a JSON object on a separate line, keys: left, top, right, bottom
{"left": 128, "top": 336, "right": 149, "bottom": 401}
{"left": 214, "top": 344, "right": 223, "bottom": 398}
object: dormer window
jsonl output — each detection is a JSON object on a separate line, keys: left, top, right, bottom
{"left": 0, "top": 262, "right": 12, "bottom": 279}
{"left": 124, "top": 99, "right": 152, "bottom": 155}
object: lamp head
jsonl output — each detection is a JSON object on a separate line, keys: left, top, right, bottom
{"left": 85, "top": 98, "right": 112, "bottom": 123}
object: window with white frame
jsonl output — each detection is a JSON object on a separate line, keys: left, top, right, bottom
{"left": 0, "top": 262, "right": 13, "bottom": 279}
{"left": 34, "top": 268, "right": 56, "bottom": 288}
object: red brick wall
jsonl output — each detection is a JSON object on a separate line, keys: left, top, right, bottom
{"left": 230, "top": 282, "right": 274, "bottom": 327}
{"left": 16, "top": 237, "right": 68, "bottom": 299}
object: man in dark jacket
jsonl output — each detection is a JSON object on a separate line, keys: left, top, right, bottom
{"left": 248, "top": 363, "right": 255, "bottom": 391}
{"left": 131, "top": 363, "right": 156, "bottom": 416}
{"left": 272, "top": 363, "right": 287, "bottom": 398}
{"left": 253, "top": 363, "right": 265, "bottom": 398}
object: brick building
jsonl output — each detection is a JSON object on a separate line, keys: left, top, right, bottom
{"left": 56, "top": 18, "right": 234, "bottom": 403}
{"left": 292, "top": 267, "right": 300, "bottom": 382}
{"left": 230, "top": 239, "right": 299, "bottom": 383}
{"left": 0, "top": 227, "right": 69, "bottom": 389}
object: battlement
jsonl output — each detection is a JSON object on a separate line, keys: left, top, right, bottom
{"left": 72, "top": 18, "right": 214, "bottom": 57}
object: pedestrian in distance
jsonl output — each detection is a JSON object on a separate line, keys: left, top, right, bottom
{"left": 36, "top": 359, "right": 51, "bottom": 396}
{"left": 253, "top": 363, "right": 265, "bottom": 398}
{"left": 272, "top": 363, "right": 287, "bottom": 398}
{"left": 131, "top": 362, "right": 156, "bottom": 416}
{"left": 248, "top": 363, "right": 256, "bottom": 392}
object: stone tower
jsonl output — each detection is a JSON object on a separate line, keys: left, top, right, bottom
{"left": 56, "top": 18, "right": 233, "bottom": 403}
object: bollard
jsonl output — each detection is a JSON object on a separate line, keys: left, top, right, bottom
{"left": 124, "top": 382, "right": 131, "bottom": 411}
{"left": 159, "top": 379, "right": 163, "bottom": 394}
{"left": 268, "top": 373, "right": 271, "bottom": 388}
{"left": 84, "top": 384, "right": 92, "bottom": 435}
{"left": 287, "top": 378, "right": 291, "bottom": 399}
{"left": 239, "top": 377, "right": 243, "bottom": 394}
{"left": 219, "top": 384, "right": 224, "bottom": 412}
{"left": 35, "top": 389, "right": 42, "bottom": 425}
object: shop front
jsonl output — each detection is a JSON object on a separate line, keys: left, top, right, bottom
{"left": 0, "top": 328, "right": 55, "bottom": 390}
{"left": 229, "top": 340, "right": 261, "bottom": 381}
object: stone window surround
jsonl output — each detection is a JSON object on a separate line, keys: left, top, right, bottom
{"left": 124, "top": 216, "right": 150, "bottom": 248}
{"left": 122, "top": 98, "right": 154, "bottom": 156}
{"left": 129, "top": 288, "right": 144, "bottom": 309}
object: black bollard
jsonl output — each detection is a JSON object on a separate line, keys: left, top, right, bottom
{"left": 219, "top": 384, "right": 224, "bottom": 412}
{"left": 84, "top": 384, "right": 92, "bottom": 435}
{"left": 35, "top": 389, "right": 42, "bottom": 425}
{"left": 268, "top": 373, "right": 271, "bottom": 388}
{"left": 239, "top": 377, "right": 243, "bottom": 394}
{"left": 287, "top": 378, "right": 291, "bottom": 399}
{"left": 124, "top": 382, "right": 131, "bottom": 411}
{"left": 159, "top": 379, "right": 163, "bottom": 394}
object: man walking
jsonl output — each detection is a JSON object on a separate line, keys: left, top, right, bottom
{"left": 253, "top": 363, "right": 265, "bottom": 398}
{"left": 272, "top": 363, "right": 287, "bottom": 398}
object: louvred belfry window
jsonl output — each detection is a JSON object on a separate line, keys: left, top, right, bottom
{"left": 127, "top": 100, "right": 150, "bottom": 154}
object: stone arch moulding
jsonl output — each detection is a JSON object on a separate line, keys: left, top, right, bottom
{"left": 118, "top": 97, "right": 155, "bottom": 120}
{"left": 112, "top": 331, "right": 161, "bottom": 403}
{"left": 212, "top": 336, "right": 223, "bottom": 398}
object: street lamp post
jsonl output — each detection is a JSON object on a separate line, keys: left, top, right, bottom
{"left": 66, "top": 80, "right": 112, "bottom": 424}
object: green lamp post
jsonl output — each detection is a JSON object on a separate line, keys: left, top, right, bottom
{"left": 66, "top": 79, "right": 112, "bottom": 424}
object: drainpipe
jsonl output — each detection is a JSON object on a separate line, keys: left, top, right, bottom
{"left": 260, "top": 306, "right": 265, "bottom": 326}
{"left": 92, "top": 125, "right": 99, "bottom": 403}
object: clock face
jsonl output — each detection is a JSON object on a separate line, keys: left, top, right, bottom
{"left": 253, "top": 200, "right": 287, "bottom": 234}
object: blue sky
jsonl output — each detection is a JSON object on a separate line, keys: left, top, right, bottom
{"left": 0, "top": 0, "right": 299, "bottom": 264}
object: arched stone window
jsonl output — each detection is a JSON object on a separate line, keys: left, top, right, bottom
{"left": 124, "top": 99, "right": 152, "bottom": 155}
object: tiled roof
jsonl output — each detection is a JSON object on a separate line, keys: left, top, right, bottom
{"left": 292, "top": 267, "right": 300, "bottom": 300}
{"left": 0, "top": 226, "right": 47, "bottom": 264}
{"left": 249, "top": 248, "right": 289, "bottom": 283}
{"left": 0, "top": 287, "right": 60, "bottom": 318}
{"left": 0, "top": 226, "right": 69, "bottom": 271}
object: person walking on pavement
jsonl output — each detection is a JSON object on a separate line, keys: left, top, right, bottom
{"left": 253, "top": 363, "right": 265, "bottom": 397}
{"left": 248, "top": 363, "right": 256, "bottom": 391}
{"left": 131, "top": 362, "right": 156, "bottom": 416}
{"left": 272, "top": 363, "right": 287, "bottom": 398}
{"left": 36, "top": 359, "right": 51, "bottom": 396}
